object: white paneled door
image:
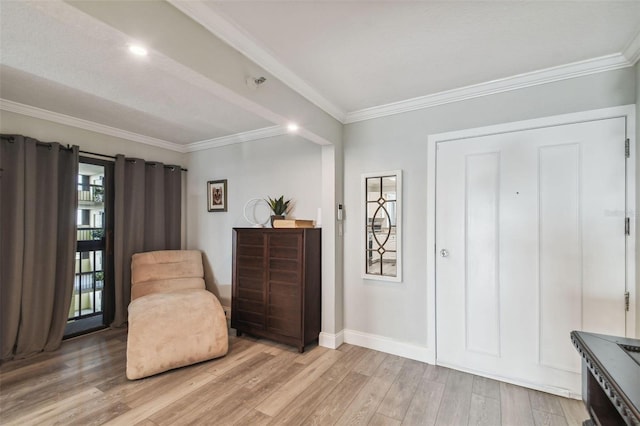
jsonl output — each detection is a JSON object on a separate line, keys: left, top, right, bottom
{"left": 435, "top": 117, "right": 628, "bottom": 396}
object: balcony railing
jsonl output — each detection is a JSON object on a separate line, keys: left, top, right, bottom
{"left": 70, "top": 247, "right": 104, "bottom": 320}
{"left": 77, "top": 227, "right": 104, "bottom": 241}
{"left": 78, "top": 183, "right": 104, "bottom": 203}
{"left": 74, "top": 272, "right": 104, "bottom": 293}
{"left": 69, "top": 272, "right": 103, "bottom": 320}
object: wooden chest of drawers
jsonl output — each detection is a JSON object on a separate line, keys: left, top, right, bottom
{"left": 231, "top": 228, "right": 321, "bottom": 352}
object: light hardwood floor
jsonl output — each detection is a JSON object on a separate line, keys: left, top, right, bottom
{"left": 0, "top": 328, "right": 588, "bottom": 425}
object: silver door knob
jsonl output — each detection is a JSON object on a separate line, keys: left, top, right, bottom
{"left": 440, "top": 249, "right": 449, "bottom": 257}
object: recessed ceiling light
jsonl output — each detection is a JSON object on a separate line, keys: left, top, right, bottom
{"left": 128, "top": 44, "right": 148, "bottom": 56}
{"left": 287, "top": 123, "right": 299, "bottom": 133}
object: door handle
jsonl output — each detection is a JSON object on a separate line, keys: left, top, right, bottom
{"left": 440, "top": 249, "right": 449, "bottom": 258}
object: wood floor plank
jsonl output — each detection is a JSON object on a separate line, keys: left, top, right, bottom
{"left": 0, "top": 328, "right": 123, "bottom": 374}
{"left": 434, "top": 368, "right": 474, "bottom": 426}
{"left": 377, "top": 359, "right": 426, "bottom": 420}
{"left": 234, "top": 408, "right": 273, "bottom": 426}
{"left": 500, "top": 382, "right": 535, "bottom": 426}
{"left": 3, "top": 387, "right": 104, "bottom": 426}
{"left": 469, "top": 393, "right": 502, "bottom": 426}
{"left": 0, "top": 350, "right": 126, "bottom": 420}
{"left": 558, "top": 398, "right": 589, "bottom": 426}
{"left": 472, "top": 375, "right": 501, "bottom": 400}
{"left": 402, "top": 379, "right": 446, "bottom": 426}
{"left": 6, "top": 330, "right": 124, "bottom": 375}
{"left": 133, "top": 419, "right": 158, "bottom": 426}
{"left": 321, "top": 344, "right": 368, "bottom": 383}
{"left": 0, "top": 356, "right": 73, "bottom": 387}
{"left": 37, "top": 389, "right": 130, "bottom": 426}
{"left": 102, "top": 371, "right": 217, "bottom": 425}
{"left": 529, "top": 389, "right": 564, "bottom": 416}
{"left": 205, "top": 338, "right": 270, "bottom": 377}
{"left": 257, "top": 340, "right": 294, "bottom": 356}
{"left": 423, "top": 363, "right": 450, "bottom": 384}
{"left": 337, "top": 343, "right": 358, "bottom": 353}
{"left": 302, "top": 371, "right": 369, "bottom": 425}
{"left": 533, "top": 409, "right": 569, "bottom": 426}
{"left": 102, "top": 354, "right": 217, "bottom": 409}
{"left": 353, "top": 348, "right": 388, "bottom": 376}
{"left": 335, "top": 376, "right": 393, "bottom": 425}
{"left": 0, "top": 330, "right": 590, "bottom": 426}
{"left": 255, "top": 348, "right": 343, "bottom": 417}
{"left": 370, "top": 413, "right": 402, "bottom": 426}
{"left": 62, "top": 338, "right": 127, "bottom": 370}
{"left": 1, "top": 337, "right": 124, "bottom": 395}
{"left": 197, "top": 352, "right": 306, "bottom": 425}
{"left": 268, "top": 377, "right": 340, "bottom": 425}
{"left": 293, "top": 344, "right": 329, "bottom": 365}
{"left": 148, "top": 352, "right": 276, "bottom": 425}
{"left": 373, "top": 354, "right": 406, "bottom": 383}
{"left": 268, "top": 349, "right": 371, "bottom": 424}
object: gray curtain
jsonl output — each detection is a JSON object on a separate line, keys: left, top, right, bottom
{"left": 112, "top": 155, "right": 182, "bottom": 327}
{"left": 0, "top": 135, "right": 79, "bottom": 360}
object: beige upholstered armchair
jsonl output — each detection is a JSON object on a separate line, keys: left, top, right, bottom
{"left": 126, "top": 250, "right": 228, "bottom": 380}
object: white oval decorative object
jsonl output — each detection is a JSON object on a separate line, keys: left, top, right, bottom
{"left": 243, "top": 198, "right": 271, "bottom": 227}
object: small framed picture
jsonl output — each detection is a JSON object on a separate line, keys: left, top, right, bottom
{"left": 207, "top": 179, "right": 227, "bottom": 212}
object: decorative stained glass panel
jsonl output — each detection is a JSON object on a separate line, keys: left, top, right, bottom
{"left": 363, "top": 170, "right": 402, "bottom": 281}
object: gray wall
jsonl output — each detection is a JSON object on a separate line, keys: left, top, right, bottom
{"left": 342, "top": 67, "right": 638, "bottom": 347}
{"left": 184, "top": 135, "right": 322, "bottom": 305}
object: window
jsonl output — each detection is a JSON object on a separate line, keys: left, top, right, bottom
{"left": 362, "top": 170, "right": 402, "bottom": 282}
{"left": 78, "top": 209, "right": 90, "bottom": 226}
{"left": 65, "top": 157, "right": 113, "bottom": 338}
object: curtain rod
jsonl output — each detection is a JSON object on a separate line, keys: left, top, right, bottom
{"left": 1, "top": 138, "right": 187, "bottom": 172}
{"left": 2, "top": 135, "right": 74, "bottom": 151}
{"left": 79, "top": 150, "right": 188, "bottom": 172}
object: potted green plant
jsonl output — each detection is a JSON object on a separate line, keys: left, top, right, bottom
{"left": 266, "top": 195, "right": 291, "bottom": 227}
{"left": 93, "top": 185, "right": 104, "bottom": 203}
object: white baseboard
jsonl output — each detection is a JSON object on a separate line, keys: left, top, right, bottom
{"left": 319, "top": 330, "right": 344, "bottom": 349}
{"left": 342, "top": 329, "right": 435, "bottom": 364}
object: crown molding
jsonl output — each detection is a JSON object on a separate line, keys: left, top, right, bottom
{"left": 167, "top": 0, "right": 346, "bottom": 124}
{"left": 1, "top": 98, "right": 327, "bottom": 154}
{"left": 0, "top": 98, "right": 186, "bottom": 153}
{"left": 344, "top": 53, "right": 634, "bottom": 124}
{"left": 184, "top": 125, "right": 286, "bottom": 152}
{"left": 623, "top": 30, "right": 640, "bottom": 65}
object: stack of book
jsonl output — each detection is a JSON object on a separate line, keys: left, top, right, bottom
{"left": 272, "top": 219, "right": 315, "bottom": 228}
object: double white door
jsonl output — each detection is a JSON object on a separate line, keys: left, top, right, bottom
{"left": 436, "top": 117, "right": 628, "bottom": 395}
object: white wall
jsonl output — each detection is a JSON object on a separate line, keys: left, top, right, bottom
{"left": 185, "top": 134, "right": 322, "bottom": 305}
{"left": 342, "top": 67, "right": 637, "bottom": 356}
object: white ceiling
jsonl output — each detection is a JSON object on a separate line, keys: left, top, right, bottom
{"left": 205, "top": 0, "right": 640, "bottom": 113}
{"left": 1, "top": 1, "right": 639, "bottom": 151}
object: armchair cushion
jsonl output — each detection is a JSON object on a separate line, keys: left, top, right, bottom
{"left": 131, "top": 250, "right": 205, "bottom": 300}
{"left": 126, "top": 250, "right": 228, "bottom": 380}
